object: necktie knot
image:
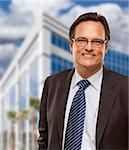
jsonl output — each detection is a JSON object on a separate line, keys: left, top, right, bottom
{"left": 78, "top": 79, "right": 90, "bottom": 90}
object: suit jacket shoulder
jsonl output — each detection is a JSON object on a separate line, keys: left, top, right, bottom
{"left": 103, "top": 67, "right": 128, "bottom": 96}
{"left": 96, "top": 67, "right": 128, "bottom": 149}
{"left": 39, "top": 68, "right": 74, "bottom": 149}
{"left": 46, "top": 68, "right": 74, "bottom": 83}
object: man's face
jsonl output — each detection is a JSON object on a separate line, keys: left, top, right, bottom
{"left": 70, "top": 21, "right": 107, "bottom": 72}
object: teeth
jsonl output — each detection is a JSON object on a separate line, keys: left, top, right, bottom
{"left": 82, "top": 54, "right": 95, "bottom": 56}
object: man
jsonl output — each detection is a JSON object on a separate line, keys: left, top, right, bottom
{"left": 38, "top": 12, "right": 128, "bottom": 150}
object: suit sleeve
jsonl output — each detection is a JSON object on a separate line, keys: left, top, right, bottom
{"left": 38, "top": 78, "right": 48, "bottom": 150}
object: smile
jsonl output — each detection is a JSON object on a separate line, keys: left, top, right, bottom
{"left": 82, "top": 53, "right": 95, "bottom": 56}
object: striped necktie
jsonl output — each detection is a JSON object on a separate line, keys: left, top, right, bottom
{"left": 64, "top": 79, "right": 90, "bottom": 150}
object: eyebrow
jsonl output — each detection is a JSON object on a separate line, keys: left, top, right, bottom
{"left": 76, "top": 37, "right": 105, "bottom": 40}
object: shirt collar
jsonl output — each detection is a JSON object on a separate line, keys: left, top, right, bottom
{"left": 72, "top": 67, "right": 103, "bottom": 90}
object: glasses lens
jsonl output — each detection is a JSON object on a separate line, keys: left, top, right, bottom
{"left": 92, "top": 39, "right": 104, "bottom": 47}
{"left": 76, "top": 38, "right": 87, "bottom": 47}
{"left": 73, "top": 38, "right": 106, "bottom": 48}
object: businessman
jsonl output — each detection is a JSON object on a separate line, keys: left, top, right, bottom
{"left": 38, "top": 12, "right": 128, "bottom": 150}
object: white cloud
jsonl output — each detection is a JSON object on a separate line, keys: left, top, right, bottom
{"left": 0, "top": 0, "right": 73, "bottom": 51}
{"left": 10, "top": 1, "right": 129, "bottom": 54}
{"left": 59, "top": 3, "right": 129, "bottom": 54}
{"left": 0, "top": 67, "right": 4, "bottom": 79}
{"left": 11, "top": 0, "right": 72, "bottom": 18}
{"left": 0, "top": 43, "right": 17, "bottom": 62}
{"left": 0, "top": 0, "right": 73, "bottom": 78}
{"left": 0, "top": 26, "right": 30, "bottom": 40}
{"left": 0, "top": 0, "right": 129, "bottom": 79}
{"left": 0, "top": 8, "right": 33, "bottom": 39}
{"left": 0, "top": 43, "right": 17, "bottom": 78}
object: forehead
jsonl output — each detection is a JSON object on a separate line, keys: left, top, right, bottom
{"left": 74, "top": 21, "right": 105, "bottom": 39}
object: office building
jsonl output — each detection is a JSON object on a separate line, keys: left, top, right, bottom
{"left": 0, "top": 13, "right": 128, "bottom": 150}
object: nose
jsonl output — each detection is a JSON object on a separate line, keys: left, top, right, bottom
{"left": 85, "top": 41, "right": 93, "bottom": 51}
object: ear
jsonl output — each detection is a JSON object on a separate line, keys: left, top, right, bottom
{"left": 105, "top": 47, "right": 108, "bottom": 54}
{"left": 69, "top": 39, "right": 73, "bottom": 53}
{"left": 105, "top": 42, "right": 108, "bottom": 54}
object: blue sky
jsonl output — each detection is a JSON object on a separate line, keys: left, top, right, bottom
{"left": 0, "top": 0, "right": 128, "bottom": 9}
{"left": 0, "top": 0, "right": 128, "bottom": 79}
{"left": 71, "top": 0, "right": 128, "bottom": 8}
{"left": 59, "top": 0, "right": 128, "bottom": 15}
{"left": 0, "top": 0, "right": 11, "bottom": 11}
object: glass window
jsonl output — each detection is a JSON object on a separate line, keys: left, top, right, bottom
{"left": 105, "top": 49, "right": 129, "bottom": 76}
{"left": 51, "top": 54, "right": 73, "bottom": 75}
{"left": 29, "top": 59, "right": 39, "bottom": 97}
{"left": 51, "top": 32, "right": 70, "bottom": 53}
{"left": 19, "top": 72, "right": 27, "bottom": 110}
{"left": 19, "top": 36, "right": 38, "bottom": 69}
{"left": 2, "top": 94, "right": 9, "bottom": 150}
{"left": 8, "top": 85, "right": 16, "bottom": 109}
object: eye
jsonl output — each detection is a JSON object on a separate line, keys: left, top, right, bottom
{"left": 76, "top": 38, "right": 87, "bottom": 43}
{"left": 92, "top": 39, "right": 104, "bottom": 45}
{"left": 77, "top": 39, "right": 85, "bottom": 42}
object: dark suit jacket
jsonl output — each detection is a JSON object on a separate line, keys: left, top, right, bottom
{"left": 38, "top": 67, "right": 128, "bottom": 150}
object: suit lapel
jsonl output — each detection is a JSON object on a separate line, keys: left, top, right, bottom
{"left": 55, "top": 67, "right": 117, "bottom": 148}
{"left": 56, "top": 69, "right": 75, "bottom": 147}
{"left": 96, "top": 67, "right": 116, "bottom": 148}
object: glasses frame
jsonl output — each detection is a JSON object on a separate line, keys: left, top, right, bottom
{"left": 72, "top": 37, "right": 108, "bottom": 48}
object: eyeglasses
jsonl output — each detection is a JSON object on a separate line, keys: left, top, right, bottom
{"left": 72, "top": 37, "right": 107, "bottom": 48}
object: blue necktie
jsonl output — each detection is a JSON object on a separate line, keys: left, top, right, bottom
{"left": 64, "top": 80, "right": 90, "bottom": 150}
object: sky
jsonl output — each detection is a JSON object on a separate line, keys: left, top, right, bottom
{"left": 0, "top": 0, "right": 129, "bottom": 79}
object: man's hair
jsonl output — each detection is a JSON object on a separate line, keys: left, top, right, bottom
{"left": 69, "top": 12, "right": 110, "bottom": 41}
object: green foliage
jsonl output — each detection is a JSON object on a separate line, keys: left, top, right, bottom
{"left": 29, "top": 97, "right": 40, "bottom": 110}
{"left": 7, "top": 97, "right": 40, "bottom": 122}
{"left": 7, "top": 111, "right": 17, "bottom": 124}
{"left": 18, "top": 109, "right": 29, "bottom": 120}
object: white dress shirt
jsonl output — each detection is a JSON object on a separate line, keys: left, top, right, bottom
{"left": 62, "top": 68, "right": 103, "bottom": 150}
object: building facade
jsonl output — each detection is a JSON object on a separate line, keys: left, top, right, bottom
{"left": 0, "top": 13, "right": 128, "bottom": 150}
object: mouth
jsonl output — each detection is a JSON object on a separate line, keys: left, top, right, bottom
{"left": 82, "top": 53, "right": 95, "bottom": 57}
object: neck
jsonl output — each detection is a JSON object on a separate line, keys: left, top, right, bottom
{"left": 76, "top": 65, "right": 102, "bottom": 79}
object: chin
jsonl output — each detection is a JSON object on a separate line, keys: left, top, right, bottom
{"left": 80, "top": 63, "right": 94, "bottom": 69}
{"left": 81, "top": 61, "right": 95, "bottom": 67}
{"left": 80, "top": 61, "right": 101, "bottom": 69}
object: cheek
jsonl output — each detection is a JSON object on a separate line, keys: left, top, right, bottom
{"left": 71, "top": 44, "right": 77, "bottom": 54}
{"left": 102, "top": 51, "right": 106, "bottom": 59}
{"left": 72, "top": 47, "right": 80, "bottom": 57}
{"left": 73, "top": 50, "right": 78, "bottom": 60}
{"left": 97, "top": 49, "right": 106, "bottom": 58}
